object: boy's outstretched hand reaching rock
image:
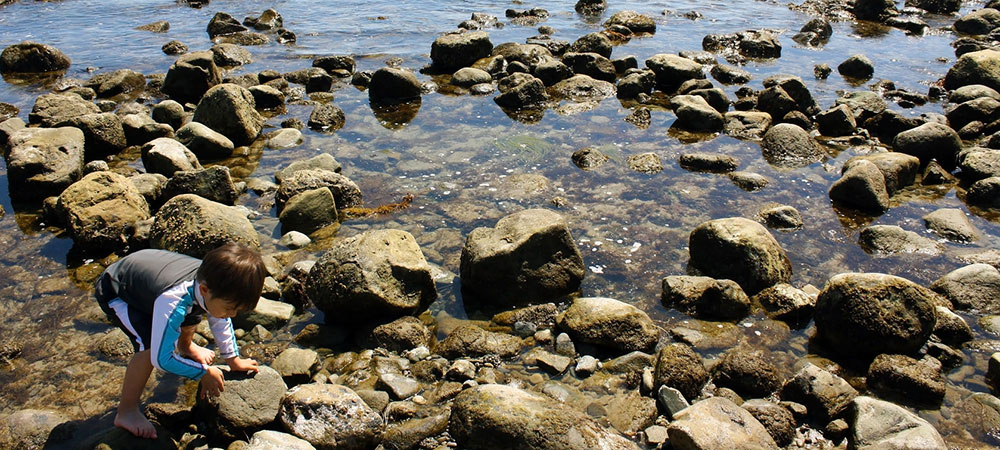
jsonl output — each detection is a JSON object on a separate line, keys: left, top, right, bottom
{"left": 198, "top": 357, "right": 259, "bottom": 399}
{"left": 227, "top": 356, "right": 259, "bottom": 373}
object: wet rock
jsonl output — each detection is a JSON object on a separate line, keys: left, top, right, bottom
{"left": 867, "top": 354, "right": 945, "bottom": 405}
{"left": 616, "top": 70, "right": 655, "bottom": 98}
{"left": 192, "top": 83, "right": 263, "bottom": 146}
{"left": 274, "top": 154, "right": 341, "bottom": 183}
{"left": 627, "top": 152, "right": 662, "bottom": 174}
{"left": 653, "top": 343, "right": 708, "bottom": 401}
{"left": 162, "top": 51, "right": 222, "bottom": 104}
{"left": 560, "top": 52, "right": 616, "bottom": 83}
{"left": 551, "top": 74, "right": 615, "bottom": 101}
{"left": 761, "top": 123, "right": 822, "bottom": 167}
{"left": 140, "top": 137, "right": 201, "bottom": 176}
{"left": 122, "top": 114, "right": 173, "bottom": 146}
{"left": 780, "top": 363, "right": 858, "bottom": 422}
{"left": 492, "top": 304, "right": 558, "bottom": 328}
{"left": 244, "top": 9, "right": 283, "bottom": 31}
{"left": 210, "top": 43, "right": 252, "bottom": 67}
{"left": 567, "top": 33, "right": 612, "bottom": 59}
{"left": 571, "top": 147, "right": 610, "bottom": 170}
{"left": 816, "top": 105, "right": 856, "bottom": 137}
{"left": 854, "top": 0, "right": 898, "bottom": 21}
{"left": 859, "top": 225, "right": 940, "bottom": 255}
{"left": 556, "top": 297, "right": 659, "bottom": 353}
{"left": 313, "top": 55, "right": 355, "bottom": 75}
{"left": 755, "top": 204, "right": 803, "bottom": 231}
{"left": 151, "top": 100, "right": 184, "bottom": 130}
{"left": 369, "top": 67, "right": 422, "bottom": 102}
{"left": 246, "top": 430, "right": 316, "bottom": 450}
{"left": 163, "top": 166, "right": 239, "bottom": 205}
{"left": 273, "top": 347, "right": 319, "bottom": 384}
{"left": 671, "top": 95, "right": 724, "bottom": 132}
{"left": 848, "top": 396, "right": 946, "bottom": 449}
{"left": 381, "top": 414, "right": 450, "bottom": 450}
{"left": 678, "top": 152, "right": 738, "bottom": 173}
{"left": 279, "top": 383, "right": 384, "bottom": 450}
{"left": 575, "top": 0, "right": 607, "bottom": 15}
{"left": 604, "top": 391, "right": 657, "bottom": 435}
{"left": 688, "top": 217, "right": 792, "bottom": 295}
{"left": 661, "top": 275, "right": 750, "bottom": 321}
{"left": 0, "top": 409, "right": 74, "bottom": 450}
{"left": 845, "top": 152, "right": 920, "bottom": 195}
{"left": 265, "top": 128, "right": 301, "bottom": 150}
{"left": 199, "top": 366, "right": 287, "bottom": 440}
{"left": 933, "top": 306, "right": 973, "bottom": 345}
{"left": 967, "top": 176, "right": 1000, "bottom": 207}
{"left": 793, "top": 19, "right": 833, "bottom": 46}
{"left": 526, "top": 348, "right": 572, "bottom": 374}
{"left": 907, "top": 0, "right": 960, "bottom": 13}
{"left": 711, "top": 347, "right": 782, "bottom": 398}
{"left": 55, "top": 112, "right": 126, "bottom": 158}
{"left": 930, "top": 264, "right": 1000, "bottom": 314}
{"left": 945, "top": 50, "right": 1000, "bottom": 92}
{"left": 667, "top": 397, "right": 778, "bottom": 450}
{"left": 6, "top": 126, "right": 84, "bottom": 200}
{"left": 150, "top": 193, "right": 260, "bottom": 258}
{"left": 55, "top": 171, "right": 150, "bottom": 250}
{"left": 162, "top": 40, "right": 188, "bottom": 55}
{"left": 532, "top": 59, "right": 573, "bottom": 86}
{"left": 838, "top": 54, "right": 875, "bottom": 80}
{"left": 835, "top": 91, "right": 887, "bottom": 123}
{"left": 450, "top": 384, "right": 639, "bottom": 450}
{"left": 723, "top": 111, "right": 772, "bottom": 139}
{"left": 460, "top": 209, "right": 584, "bottom": 305}
{"left": 372, "top": 316, "right": 432, "bottom": 352}
{"left": 175, "top": 121, "right": 235, "bottom": 159}
{"left": 955, "top": 8, "right": 1000, "bottom": 35}
{"left": 431, "top": 31, "right": 493, "bottom": 71}
{"left": 954, "top": 393, "right": 1000, "bottom": 445}
{"left": 306, "top": 103, "right": 346, "bottom": 133}
{"left": 436, "top": 325, "right": 522, "bottom": 358}
{"left": 0, "top": 116, "right": 24, "bottom": 147}
{"left": 450, "top": 67, "right": 492, "bottom": 88}
{"left": 709, "top": 64, "right": 751, "bottom": 85}
{"left": 275, "top": 169, "right": 361, "bottom": 212}
{"left": 604, "top": 11, "right": 656, "bottom": 34}
{"left": 645, "top": 54, "right": 704, "bottom": 92}
{"left": 742, "top": 400, "right": 796, "bottom": 447}
{"left": 84, "top": 69, "right": 145, "bottom": 99}
{"left": 207, "top": 12, "right": 246, "bottom": 38}
{"left": 279, "top": 231, "right": 310, "bottom": 249}
{"left": 29, "top": 93, "right": 100, "bottom": 127}
{"left": 279, "top": 187, "right": 338, "bottom": 235}
{"left": 308, "top": 229, "right": 436, "bottom": 323}
{"left": 990, "top": 354, "right": 1000, "bottom": 391}
{"left": 814, "top": 273, "right": 937, "bottom": 358}
{"left": 960, "top": 147, "right": 1000, "bottom": 181}
{"left": 952, "top": 84, "right": 1000, "bottom": 104}
{"left": 0, "top": 41, "right": 70, "bottom": 73}
{"left": 129, "top": 173, "right": 167, "bottom": 206}
{"left": 753, "top": 283, "right": 815, "bottom": 324}
{"left": 829, "top": 160, "right": 890, "bottom": 213}
{"left": 923, "top": 208, "right": 979, "bottom": 242}
{"left": 495, "top": 73, "right": 548, "bottom": 109}
{"left": 233, "top": 298, "right": 294, "bottom": 331}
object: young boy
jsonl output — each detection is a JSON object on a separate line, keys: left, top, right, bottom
{"left": 94, "top": 242, "right": 268, "bottom": 439}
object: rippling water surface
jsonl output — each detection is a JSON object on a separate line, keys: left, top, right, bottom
{"left": 0, "top": 0, "right": 997, "bottom": 445}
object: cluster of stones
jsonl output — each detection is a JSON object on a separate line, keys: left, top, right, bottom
{"left": 3, "top": 2, "right": 1000, "bottom": 449}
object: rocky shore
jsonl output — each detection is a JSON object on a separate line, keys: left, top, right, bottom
{"left": 1, "top": 0, "right": 1000, "bottom": 449}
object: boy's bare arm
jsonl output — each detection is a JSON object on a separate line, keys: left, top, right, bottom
{"left": 176, "top": 325, "right": 216, "bottom": 365}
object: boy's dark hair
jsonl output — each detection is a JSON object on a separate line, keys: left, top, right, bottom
{"left": 196, "top": 242, "right": 267, "bottom": 312}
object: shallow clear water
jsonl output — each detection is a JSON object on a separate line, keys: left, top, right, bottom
{"left": 0, "top": 0, "right": 997, "bottom": 445}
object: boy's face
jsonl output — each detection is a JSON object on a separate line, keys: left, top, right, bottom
{"left": 199, "top": 283, "right": 240, "bottom": 319}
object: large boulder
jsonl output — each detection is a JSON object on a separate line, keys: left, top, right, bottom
{"left": 892, "top": 122, "right": 962, "bottom": 169}
{"left": 55, "top": 171, "right": 150, "bottom": 250}
{"left": 945, "top": 50, "right": 1000, "bottom": 93}
{"left": 175, "top": 121, "right": 235, "bottom": 159}
{"left": 274, "top": 154, "right": 342, "bottom": 183}
{"left": 495, "top": 73, "right": 548, "bottom": 110}
{"left": 121, "top": 114, "right": 173, "bottom": 146}
{"left": 0, "top": 41, "right": 70, "bottom": 73}
{"left": 654, "top": 343, "right": 708, "bottom": 401}
{"left": 567, "top": 33, "right": 612, "bottom": 58}
{"left": 858, "top": 225, "right": 941, "bottom": 255}
{"left": 450, "top": 384, "right": 640, "bottom": 450}
{"left": 161, "top": 51, "right": 222, "bottom": 104}
{"left": 930, "top": 264, "right": 1000, "bottom": 314}
{"left": 140, "top": 138, "right": 200, "bottom": 178}
{"left": 278, "top": 187, "right": 338, "bottom": 235}
{"left": 829, "top": 160, "right": 890, "bottom": 214}
{"left": 307, "top": 229, "right": 437, "bottom": 323}
{"left": 671, "top": 95, "right": 724, "bottom": 132}
{"left": 667, "top": 397, "right": 779, "bottom": 450}
{"left": 843, "top": 152, "right": 920, "bottom": 196}
{"left": 814, "top": 273, "right": 937, "bottom": 358}
{"left": 645, "top": 54, "right": 704, "bottom": 91}
{"left": 710, "top": 347, "right": 782, "bottom": 399}
{"left": 56, "top": 112, "right": 127, "bottom": 159}
{"left": 29, "top": 93, "right": 100, "bottom": 127}
{"left": 761, "top": 123, "right": 822, "bottom": 168}
{"left": 192, "top": 83, "right": 263, "bottom": 146}
{"left": 162, "top": 166, "right": 240, "bottom": 205}
{"left": 431, "top": 31, "right": 494, "bottom": 71}
{"left": 551, "top": 74, "right": 616, "bottom": 100}
{"left": 0, "top": 409, "right": 73, "bottom": 450}
{"left": 923, "top": 208, "right": 979, "bottom": 242}
{"left": 604, "top": 10, "right": 656, "bottom": 34}
{"left": 848, "top": 396, "right": 947, "bottom": 450}
{"left": 460, "top": 209, "right": 585, "bottom": 305}
{"left": 854, "top": 0, "right": 898, "bottom": 21}
{"left": 954, "top": 8, "right": 1000, "bottom": 35}
{"left": 5, "top": 127, "right": 84, "bottom": 200}
{"left": 687, "top": 217, "right": 792, "bottom": 295}
{"left": 866, "top": 354, "right": 945, "bottom": 405}
{"left": 661, "top": 275, "right": 750, "bottom": 321}
{"left": 967, "top": 176, "right": 1000, "bottom": 207}
{"left": 279, "top": 384, "right": 384, "bottom": 450}
{"left": 199, "top": 366, "right": 287, "bottom": 441}
{"left": 274, "top": 169, "right": 362, "bottom": 213}
{"left": 149, "top": 193, "right": 260, "bottom": 258}
{"left": 368, "top": 67, "right": 422, "bottom": 102}
{"left": 556, "top": 297, "right": 659, "bottom": 353}
{"left": 307, "top": 103, "right": 346, "bottom": 132}
{"left": 779, "top": 363, "right": 858, "bottom": 422}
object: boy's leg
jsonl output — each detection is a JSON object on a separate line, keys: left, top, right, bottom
{"left": 115, "top": 349, "right": 157, "bottom": 439}
{"left": 176, "top": 325, "right": 215, "bottom": 365}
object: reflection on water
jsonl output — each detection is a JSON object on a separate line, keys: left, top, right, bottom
{"left": 0, "top": 0, "right": 997, "bottom": 444}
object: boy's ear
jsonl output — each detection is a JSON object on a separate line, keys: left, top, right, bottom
{"left": 198, "top": 283, "right": 211, "bottom": 297}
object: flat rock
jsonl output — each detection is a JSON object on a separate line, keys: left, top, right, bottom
{"left": 923, "top": 208, "right": 979, "bottom": 242}
{"left": 279, "top": 383, "right": 384, "bottom": 450}
{"left": 667, "top": 397, "right": 779, "bottom": 450}
{"left": 930, "top": 264, "right": 1000, "bottom": 314}
{"left": 688, "top": 217, "right": 792, "bottom": 295}
{"left": 859, "top": 225, "right": 941, "bottom": 255}
{"left": 556, "top": 297, "right": 659, "bottom": 353}
{"left": 848, "top": 396, "right": 946, "bottom": 449}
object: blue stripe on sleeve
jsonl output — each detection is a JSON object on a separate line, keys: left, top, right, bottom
{"left": 155, "top": 287, "right": 206, "bottom": 379}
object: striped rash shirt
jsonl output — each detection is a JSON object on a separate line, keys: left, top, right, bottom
{"left": 149, "top": 280, "right": 239, "bottom": 380}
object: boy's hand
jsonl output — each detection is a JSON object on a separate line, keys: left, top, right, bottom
{"left": 226, "top": 356, "right": 259, "bottom": 373}
{"left": 199, "top": 366, "right": 225, "bottom": 399}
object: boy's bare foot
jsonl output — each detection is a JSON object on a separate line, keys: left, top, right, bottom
{"left": 114, "top": 408, "right": 157, "bottom": 439}
{"left": 178, "top": 343, "right": 216, "bottom": 365}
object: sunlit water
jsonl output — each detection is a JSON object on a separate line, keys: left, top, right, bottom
{"left": 0, "top": 0, "right": 996, "bottom": 445}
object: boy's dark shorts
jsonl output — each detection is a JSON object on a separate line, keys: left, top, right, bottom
{"left": 96, "top": 277, "right": 152, "bottom": 353}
